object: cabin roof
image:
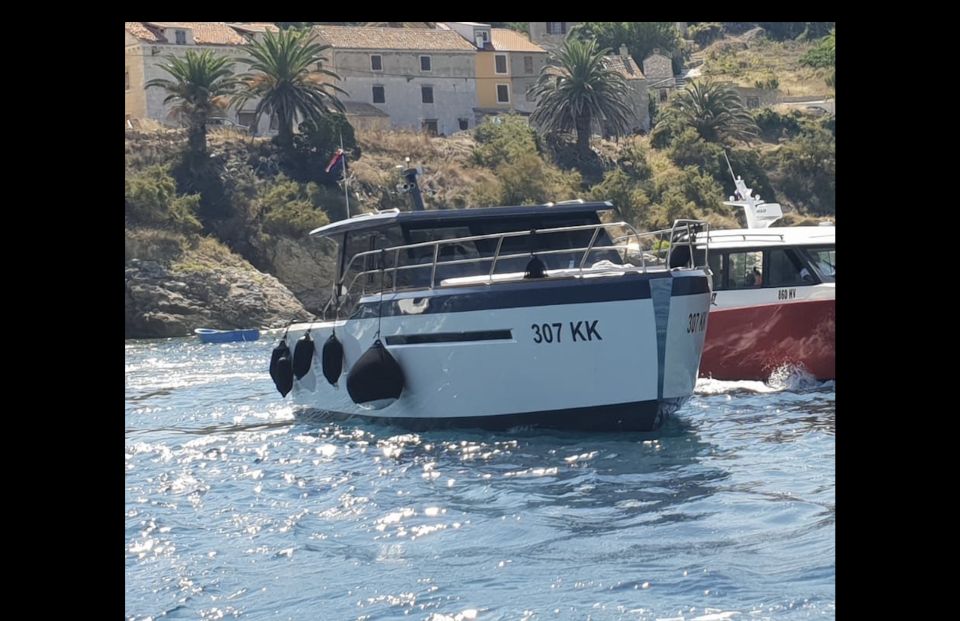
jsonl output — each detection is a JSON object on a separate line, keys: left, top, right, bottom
{"left": 699, "top": 226, "right": 835, "bottom": 249}
{"left": 309, "top": 202, "right": 616, "bottom": 238}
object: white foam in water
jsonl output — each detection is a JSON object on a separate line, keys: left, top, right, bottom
{"left": 696, "top": 363, "right": 831, "bottom": 395}
{"left": 695, "top": 377, "right": 779, "bottom": 395}
{"left": 766, "top": 363, "right": 819, "bottom": 390}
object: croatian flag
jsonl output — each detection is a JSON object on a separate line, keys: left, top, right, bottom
{"left": 325, "top": 148, "right": 345, "bottom": 173}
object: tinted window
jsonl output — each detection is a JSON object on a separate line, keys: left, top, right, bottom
{"left": 768, "top": 249, "right": 806, "bottom": 287}
{"left": 727, "top": 251, "right": 764, "bottom": 289}
{"left": 708, "top": 252, "right": 724, "bottom": 290}
{"left": 801, "top": 246, "right": 835, "bottom": 281}
{"left": 403, "top": 226, "right": 479, "bottom": 288}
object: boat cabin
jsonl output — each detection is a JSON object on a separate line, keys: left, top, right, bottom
{"left": 693, "top": 227, "right": 835, "bottom": 292}
{"left": 309, "top": 202, "right": 691, "bottom": 319}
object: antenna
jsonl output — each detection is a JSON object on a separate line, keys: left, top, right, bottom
{"left": 721, "top": 150, "right": 782, "bottom": 229}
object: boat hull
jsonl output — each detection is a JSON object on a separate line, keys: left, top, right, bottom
{"left": 283, "top": 271, "right": 711, "bottom": 431}
{"left": 700, "top": 297, "right": 835, "bottom": 381}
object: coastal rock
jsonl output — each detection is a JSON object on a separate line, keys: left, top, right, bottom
{"left": 248, "top": 234, "right": 338, "bottom": 314}
{"left": 125, "top": 255, "right": 311, "bottom": 339}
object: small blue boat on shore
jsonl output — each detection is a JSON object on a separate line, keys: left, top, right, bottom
{"left": 194, "top": 328, "right": 261, "bottom": 344}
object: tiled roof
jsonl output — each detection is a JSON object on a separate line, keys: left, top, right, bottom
{"left": 490, "top": 28, "right": 544, "bottom": 53}
{"left": 603, "top": 55, "right": 645, "bottom": 80}
{"left": 313, "top": 25, "right": 476, "bottom": 51}
{"left": 135, "top": 22, "right": 247, "bottom": 46}
{"left": 342, "top": 101, "right": 390, "bottom": 117}
{"left": 228, "top": 22, "right": 280, "bottom": 34}
{"left": 125, "top": 22, "right": 162, "bottom": 43}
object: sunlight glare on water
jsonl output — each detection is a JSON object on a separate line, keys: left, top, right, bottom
{"left": 126, "top": 338, "right": 834, "bottom": 620}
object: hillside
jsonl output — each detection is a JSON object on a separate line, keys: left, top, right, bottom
{"left": 689, "top": 23, "right": 835, "bottom": 98}
{"left": 125, "top": 87, "right": 834, "bottom": 338}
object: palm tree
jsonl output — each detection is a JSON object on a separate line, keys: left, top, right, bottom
{"left": 233, "top": 28, "right": 346, "bottom": 150}
{"left": 662, "top": 80, "right": 759, "bottom": 144}
{"left": 145, "top": 50, "right": 240, "bottom": 155}
{"left": 529, "top": 38, "right": 634, "bottom": 158}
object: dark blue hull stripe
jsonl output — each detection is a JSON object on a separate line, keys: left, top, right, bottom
{"left": 672, "top": 275, "right": 710, "bottom": 295}
{"left": 294, "top": 398, "right": 688, "bottom": 432}
{"left": 651, "top": 278, "right": 672, "bottom": 399}
{"left": 384, "top": 330, "right": 512, "bottom": 345}
{"left": 353, "top": 272, "right": 708, "bottom": 318}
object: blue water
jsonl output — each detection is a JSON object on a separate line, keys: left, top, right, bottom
{"left": 125, "top": 338, "right": 834, "bottom": 620}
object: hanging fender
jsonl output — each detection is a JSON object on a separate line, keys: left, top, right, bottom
{"left": 269, "top": 339, "right": 294, "bottom": 397}
{"left": 292, "top": 332, "right": 315, "bottom": 380}
{"left": 321, "top": 333, "right": 345, "bottom": 386}
{"left": 346, "top": 339, "right": 404, "bottom": 408}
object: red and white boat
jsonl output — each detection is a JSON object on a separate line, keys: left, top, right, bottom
{"left": 691, "top": 161, "right": 835, "bottom": 381}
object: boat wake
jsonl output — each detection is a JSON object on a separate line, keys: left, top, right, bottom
{"left": 767, "top": 363, "right": 822, "bottom": 390}
{"left": 696, "top": 363, "right": 833, "bottom": 395}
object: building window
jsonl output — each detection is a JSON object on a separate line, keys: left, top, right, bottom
{"left": 371, "top": 55, "right": 382, "bottom": 71}
{"left": 495, "top": 54, "right": 508, "bottom": 74}
{"left": 421, "top": 86, "right": 434, "bottom": 104}
{"left": 125, "top": 67, "right": 130, "bottom": 91}
{"left": 524, "top": 56, "right": 534, "bottom": 74}
{"left": 372, "top": 85, "right": 385, "bottom": 103}
{"left": 546, "top": 22, "right": 566, "bottom": 35}
{"left": 175, "top": 30, "right": 187, "bottom": 45}
{"left": 458, "top": 118, "right": 469, "bottom": 131}
{"left": 746, "top": 96, "right": 760, "bottom": 109}
{"left": 659, "top": 88, "right": 669, "bottom": 102}
{"left": 420, "top": 55, "right": 432, "bottom": 72}
{"left": 496, "top": 84, "right": 510, "bottom": 104}
{"left": 474, "top": 30, "right": 488, "bottom": 43}
{"left": 423, "top": 119, "right": 438, "bottom": 136}
{"left": 237, "top": 112, "right": 257, "bottom": 131}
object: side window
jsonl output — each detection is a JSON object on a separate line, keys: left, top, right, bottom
{"left": 404, "top": 226, "right": 479, "bottom": 287}
{"left": 803, "top": 246, "right": 835, "bottom": 280}
{"left": 727, "top": 250, "right": 763, "bottom": 289}
{"left": 768, "top": 249, "right": 807, "bottom": 287}
{"left": 341, "top": 232, "right": 376, "bottom": 300}
{"left": 708, "top": 252, "right": 725, "bottom": 291}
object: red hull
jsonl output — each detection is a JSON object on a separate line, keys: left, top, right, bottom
{"left": 700, "top": 299, "right": 835, "bottom": 381}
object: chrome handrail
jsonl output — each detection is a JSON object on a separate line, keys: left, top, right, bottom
{"left": 338, "top": 219, "right": 707, "bottom": 298}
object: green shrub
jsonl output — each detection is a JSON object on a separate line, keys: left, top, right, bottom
{"left": 689, "top": 22, "right": 724, "bottom": 47}
{"left": 668, "top": 128, "right": 725, "bottom": 178}
{"left": 800, "top": 32, "right": 835, "bottom": 68}
{"left": 125, "top": 165, "right": 203, "bottom": 234}
{"left": 617, "top": 139, "right": 653, "bottom": 181}
{"left": 495, "top": 153, "right": 581, "bottom": 205}
{"left": 753, "top": 108, "right": 803, "bottom": 142}
{"left": 767, "top": 126, "right": 835, "bottom": 215}
{"left": 258, "top": 175, "right": 331, "bottom": 237}
{"left": 589, "top": 168, "right": 651, "bottom": 227}
{"left": 473, "top": 115, "right": 540, "bottom": 168}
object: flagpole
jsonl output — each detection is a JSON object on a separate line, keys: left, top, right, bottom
{"left": 340, "top": 132, "right": 350, "bottom": 219}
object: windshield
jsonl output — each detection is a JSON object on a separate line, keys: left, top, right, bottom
{"left": 800, "top": 246, "right": 835, "bottom": 281}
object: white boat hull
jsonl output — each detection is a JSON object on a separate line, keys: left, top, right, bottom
{"left": 282, "top": 270, "right": 711, "bottom": 431}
